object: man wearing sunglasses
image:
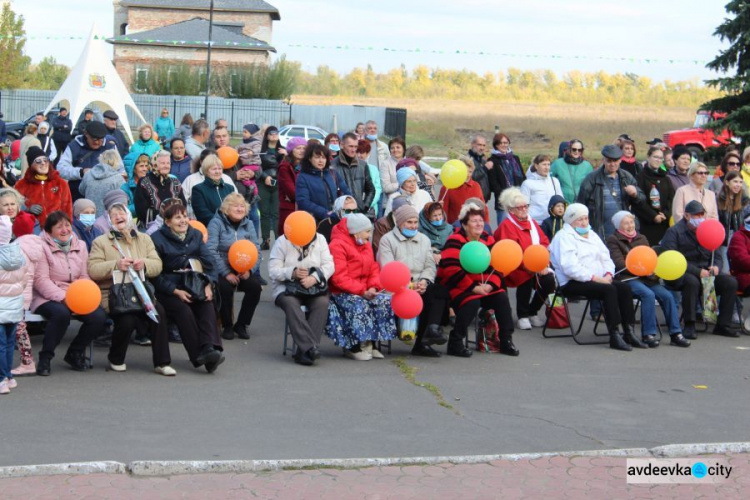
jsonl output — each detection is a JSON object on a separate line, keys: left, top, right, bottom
{"left": 57, "top": 121, "right": 116, "bottom": 200}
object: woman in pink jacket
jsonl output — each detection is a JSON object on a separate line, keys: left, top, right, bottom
{"left": 33, "top": 211, "right": 107, "bottom": 376}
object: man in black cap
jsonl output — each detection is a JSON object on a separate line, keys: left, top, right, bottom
{"left": 576, "top": 144, "right": 645, "bottom": 239}
{"left": 102, "top": 110, "right": 129, "bottom": 158}
{"left": 57, "top": 120, "right": 116, "bottom": 200}
{"left": 52, "top": 107, "right": 73, "bottom": 159}
{"left": 661, "top": 200, "right": 739, "bottom": 339}
{"left": 74, "top": 108, "right": 94, "bottom": 136}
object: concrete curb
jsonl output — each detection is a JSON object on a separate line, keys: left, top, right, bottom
{"left": 1, "top": 442, "right": 749, "bottom": 479}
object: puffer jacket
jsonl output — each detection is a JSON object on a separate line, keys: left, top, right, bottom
{"left": 17, "top": 235, "right": 44, "bottom": 310}
{"left": 190, "top": 177, "right": 236, "bottom": 226}
{"left": 576, "top": 166, "right": 645, "bottom": 238}
{"left": 520, "top": 171, "right": 563, "bottom": 223}
{"left": 377, "top": 227, "right": 436, "bottom": 283}
{"left": 295, "top": 163, "right": 351, "bottom": 222}
{"left": 79, "top": 162, "right": 127, "bottom": 216}
{"left": 331, "top": 154, "right": 375, "bottom": 212}
{"left": 32, "top": 231, "right": 90, "bottom": 312}
{"left": 150, "top": 224, "right": 216, "bottom": 294}
{"left": 0, "top": 242, "right": 27, "bottom": 323}
{"left": 268, "top": 233, "right": 334, "bottom": 299}
{"left": 129, "top": 138, "right": 161, "bottom": 161}
{"left": 14, "top": 167, "right": 73, "bottom": 227}
{"left": 88, "top": 230, "right": 163, "bottom": 312}
{"left": 207, "top": 211, "right": 261, "bottom": 279}
{"left": 328, "top": 218, "right": 381, "bottom": 295}
{"left": 56, "top": 134, "right": 116, "bottom": 181}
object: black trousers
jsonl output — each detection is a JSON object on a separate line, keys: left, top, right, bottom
{"left": 452, "top": 292, "right": 514, "bottom": 348}
{"left": 108, "top": 302, "right": 171, "bottom": 367}
{"left": 516, "top": 273, "right": 556, "bottom": 318}
{"left": 156, "top": 292, "right": 222, "bottom": 364}
{"left": 217, "top": 275, "right": 262, "bottom": 329}
{"left": 675, "top": 273, "right": 737, "bottom": 327}
{"left": 414, "top": 283, "right": 450, "bottom": 348}
{"left": 35, "top": 301, "right": 107, "bottom": 360}
{"left": 562, "top": 280, "right": 635, "bottom": 332}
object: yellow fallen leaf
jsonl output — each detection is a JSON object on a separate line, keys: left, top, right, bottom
{"left": 693, "top": 385, "right": 708, "bottom": 389}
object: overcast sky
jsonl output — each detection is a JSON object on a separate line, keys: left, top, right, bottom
{"left": 14, "top": 0, "right": 731, "bottom": 82}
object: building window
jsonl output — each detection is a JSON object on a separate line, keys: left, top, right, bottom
{"left": 120, "top": 23, "right": 128, "bottom": 35}
{"left": 135, "top": 68, "right": 148, "bottom": 92}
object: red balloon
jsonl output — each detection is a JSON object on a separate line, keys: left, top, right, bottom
{"left": 380, "top": 261, "right": 411, "bottom": 293}
{"left": 696, "top": 219, "right": 725, "bottom": 251}
{"left": 392, "top": 289, "right": 423, "bottom": 319}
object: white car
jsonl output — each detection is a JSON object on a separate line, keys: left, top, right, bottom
{"left": 277, "top": 125, "right": 328, "bottom": 147}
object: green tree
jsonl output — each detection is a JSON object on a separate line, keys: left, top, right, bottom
{"left": 0, "top": 3, "right": 31, "bottom": 88}
{"left": 30, "top": 56, "right": 70, "bottom": 89}
{"left": 702, "top": 1, "right": 750, "bottom": 141}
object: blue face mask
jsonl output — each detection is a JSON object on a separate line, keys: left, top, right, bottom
{"left": 79, "top": 213, "right": 96, "bottom": 227}
{"left": 355, "top": 237, "right": 366, "bottom": 246}
{"left": 574, "top": 225, "right": 591, "bottom": 235}
{"left": 689, "top": 217, "right": 705, "bottom": 229}
{"left": 401, "top": 228, "right": 418, "bottom": 238}
{"left": 328, "top": 144, "right": 340, "bottom": 152}
{"left": 430, "top": 219, "right": 443, "bottom": 227}
{"left": 366, "top": 134, "right": 378, "bottom": 141}
{"left": 53, "top": 234, "right": 73, "bottom": 245}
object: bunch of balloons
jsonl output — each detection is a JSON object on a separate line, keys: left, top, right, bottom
{"left": 381, "top": 261, "right": 423, "bottom": 319}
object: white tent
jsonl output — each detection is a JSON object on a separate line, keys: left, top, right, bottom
{"left": 44, "top": 23, "right": 145, "bottom": 144}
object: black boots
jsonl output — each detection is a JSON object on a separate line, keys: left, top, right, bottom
{"left": 609, "top": 327, "right": 632, "bottom": 351}
{"left": 446, "top": 330, "right": 473, "bottom": 357}
{"left": 623, "top": 326, "right": 648, "bottom": 349}
{"left": 498, "top": 338, "right": 519, "bottom": 356}
{"left": 36, "top": 357, "right": 51, "bottom": 376}
{"left": 422, "top": 324, "right": 447, "bottom": 346}
{"left": 64, "top": 350, "right": 88, "bottom": 371}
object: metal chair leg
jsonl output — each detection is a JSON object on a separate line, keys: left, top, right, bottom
{"left": 542, "top": 290, "right": 573, "bottom": 339}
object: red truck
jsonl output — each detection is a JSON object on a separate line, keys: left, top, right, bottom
{"left": 662, "top": 110, "right": 734, "bottom": 158}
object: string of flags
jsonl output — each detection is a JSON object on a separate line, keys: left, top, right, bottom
{"left": 4, "top": 35, "right": 709, "bottom": 65}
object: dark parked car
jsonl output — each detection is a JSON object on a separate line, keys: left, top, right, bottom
{"left": 4, "top": 109, "right": 61, "bottom": 145}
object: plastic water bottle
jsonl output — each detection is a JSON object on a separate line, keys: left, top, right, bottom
{"left": 650, "top": 184, "right": 661, "bottom": 210}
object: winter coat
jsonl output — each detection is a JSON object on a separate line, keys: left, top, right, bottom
{"left": 0, "top": 242, "right": 27, "bottom": 323}
{"left": 154, "top": 117, "right": 175, "bottom": 141}
{"left": 549, "top": 224, "right": 615, "bottom": 288}
{"left": 438, "top": 180, "right": 488, "bottom": 224}
{"left": 52, "top": 115, "right": 73, "bottom": 144}
{"left": 129, "top": 138, "right": 160, "bottom": 161}
{"left": 17, "top": 234, "right": 44, "bottom": 310}
{"left": 277, "top": 160, "right": 299, "bottom": 215}
{"left": 467, "top": 149, "right": 491, "bottom": 201}
{"left": 728, "top": 229, "right": 750, "bottom": 291}
{"left": 31, "top": 231, "right": 90, "bottom": 312}
{"left": 576, "top": 167, "right": 645, "bottom": 238}
{"left": 620, "top": 157, "right": 641, "bottom": 178}
{"left": 150, "top": 224, "right": 216, "bottom": 294}
{"left": 550, "top": 157, "right": 593, "bottom": 203}
{"left": 495, "top": 214, "right": 550, "bottom": 287}
{"left": 717, "top": 191, "right": 749, "bottom": 246}
{"left": 384, "top": 188, "right": 432, "bottom": 216}
{"left": 181, "top": 171, "right": 236, "bottom": 210}
{"left": 11, "top": 211, "right": 36, "bottom": 239}
{"left": 72, "top": 218, "right": 103, "bottom": 252}
{"left": 540, "top": 195, "right": 567, "bottom": 241}
{"left": 488, "top": 151, "right": 526, "bottom": 210}
{"left": 672, "top": 182, "right": 718, "bottom": 222}
{"left": 206, "top": 211, "right": 261, "bottom": 279}
{"left": 378, "top": 155, "right": 401, "bottom": 196}
{"left": 667, "top": 167, "right": 689, "bottom": 191}
{"left": 268, "top": 233, "right": 334, "bottom": 299}
{"left": 57, "top": 135, "right": 116, "bottom": 181}
{"left": 135, "top": 171, "right": 187, "bottom": 225}
{"left": 633, "top": 165, "right": 675, "bottom": 245}
{"left": 520, "top": 171, "right": 563, "bottom": 223}
{"left": 80, "top": 163, "right": 127, "bottom": 216}
{"left": 331, "top": 154, "right": 376, "bottom": 213}
{"left": 437, "top": 228, "right": 504, "bottom": 308}
{"left": 605, "top": 231, "right": 658, "bottom": 283}
{"left": 328, "top": 218, "right": 381, "bottom": 295}
{"left": 418, "top": 209, "right": 454, "bottom": 251}
{"left": 377, "top": 227, "right": 436, "bottom": 283}
{"left": 170, "top": 155, "right": 192, "bottom": 183}
{"left": 295, "top": 164, "right": 351, "bottom": 222}
{"left": 661, "top": 219, "right": 722, "bottom": 277}
{"left": 15, "top": 167, "right": 73, "bottom": 227}
{"left": 88, "top": 231, "right": 163, "bottom": 312}
{"left": 191, "top": 178, "right": 236, "bottom": 226}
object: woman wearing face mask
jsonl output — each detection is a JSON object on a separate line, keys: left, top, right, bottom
{"left": 717, "top": 171, "right": 750, "bottom": 274}
{"left": 15, "top": 146, "right": 72, "bottom": 228}
{"left": 548, "top": 204, "right": 637, "bottom": 352}
{"left": 0, "top": 188, "right": 35, "bottom": 239}
{"left": 324, "top": 133, "right": 340, "bottom": 161}
{"left": 378, "top": 205, "right": 449, "bottom": 357}
{"left": 550, "top": 139, "right": 593, "bottom": 204}
{"left": 71, "top": 199, "right": 103, "bottom": 252}
{"left": 80, "top": 149, "right": 127, "bottom": 217}
{"left": 672, "top": 162, "right": 718, "bottom": 222}
{"left": 418, "top": 202, "right": 454, "bottom": 265}
{"left": 326, "top": 213, "right": 397, "bottom": 360}
{"left": 633, "top": 146, "right": 675, "bottom": 245}
{"left": 33, "top": 211, "right": 107, "bottom": 376}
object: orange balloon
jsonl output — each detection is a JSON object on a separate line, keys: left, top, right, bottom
{"left": 189, "top": 220, "right": 208, "bottom": 243}
{"left": 490, "top": 240, "right": 523, "bottom": 276}
{"left": 284, "top": 211, "right": 316, "bottom": 246}
{"left": 229, "top": 240, "right": 258, "bottom": 273}
{"left": 153, "top": 132, "right": 159, "bottom": 141}
{"left": 217, "top": 146, "right": 239, "bottom": 169}
{"left": 523, "top": 244, "right": 550, "bottom": 273}
{"left": 626, "top": 246, "right": 658, "bottom": 277}
{"left": 65, "top": 279, "right": 102, "bottom": 315}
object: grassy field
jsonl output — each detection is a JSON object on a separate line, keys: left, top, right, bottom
{"left": 292, "top": 95, "right": 697, "bottom": 166}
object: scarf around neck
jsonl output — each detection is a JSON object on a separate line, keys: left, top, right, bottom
{"left": 563, "top": 154, "right": 584, "bottom": 165}
{"left": 508, "top": 213, "right": 540, "bottom": 245}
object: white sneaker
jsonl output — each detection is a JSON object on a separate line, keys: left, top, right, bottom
{"left": 517, "top": 317, "right": 532, "bottom": 330}
{"left": 154, "top": 365, "right": 177, "bottom": 376}
{"left": 109, "top": 362, "right": 127, "bottom": 372}
{"left": 529, "top": 315, "right": 546, "bottom": 328}
{"left": 7, "top": 378, "right": 17, "bottom": 389}
{"left": 0, "top": 379, "right": 9, "bottom": 395}
{"left": 343, "top": 348, "right": 372, "bottom": 361}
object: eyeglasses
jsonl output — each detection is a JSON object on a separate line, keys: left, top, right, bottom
{"left": 513, "top": 204, "right": 530, "bottom": 210}
{"left": 33, "top": 157, "right": 49, "bottom": 164}
{"left": 694, "top": 171, "right": 709, "bottom": 176}
{"left": 570, "top": 148, "right": 583, "bottom": 152}
{"left": 727, "top": 162, "right": 740, "bottom": 167}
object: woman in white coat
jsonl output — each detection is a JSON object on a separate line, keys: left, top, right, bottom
{"left": 548, "top": 203, "right": 637, "bottom": 352}
{"left": 520, "top": 154, "right": 563, "bottom": 224}
{"left": 268, "top": 232, "right": 335, "bottom": 366}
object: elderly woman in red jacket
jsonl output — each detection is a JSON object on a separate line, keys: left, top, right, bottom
{"left": 438, "top": 201, "right": 517, "bottom": 357}
{"left": 326, "top": 214, "right": 397, "bottom": 361}
{"left": 495, "top": 187, "right": 555, "bottom": 330}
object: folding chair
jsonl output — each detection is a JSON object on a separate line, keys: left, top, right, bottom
{"left": 542, "top": 279, "right": 608, "bottom": 345}
{"left": 282, "top": 305, "right": 308, "bottom": 356}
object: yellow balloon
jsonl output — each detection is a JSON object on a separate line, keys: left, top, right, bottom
{"left": 441, "top": 159, "right": 468, "bottom": 190}
{"left": 654, "top": 250, "right": 687, "bottom": 281}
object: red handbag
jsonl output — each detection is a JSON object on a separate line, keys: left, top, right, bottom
{"left": 545, "top": 295, "right": 570, "bottom": 329}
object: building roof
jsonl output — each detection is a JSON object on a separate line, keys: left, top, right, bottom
{"left": 121, "top": 0, "right": 280, "bottom": 20}
{"left": 107, "top": 17, "right": 276, "bottom": 52}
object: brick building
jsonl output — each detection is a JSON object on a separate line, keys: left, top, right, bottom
{"left": 107, "top": 0, "right": 279, "bottom": 92}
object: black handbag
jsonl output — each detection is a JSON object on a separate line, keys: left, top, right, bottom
{"left": 108, "top": 272, "right": 156, "bottom": 316}
{"left": 179, "top": 271, "right": 212, "bottom": 302}
{"left": 284, "top": 267, "right": 328, "bottom": 297}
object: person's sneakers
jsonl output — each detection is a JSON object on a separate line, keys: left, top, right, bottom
{"left": 713, "top": 325, "right": 740, "bottom": 338}
{"left": 670, "top": 333, "right": 691, "bottom": 347}
{"left": 168, "top": 325, "right": 182, "bottom": 344}
{"left": 517, "top": 317, "right": 532, "bottom": 330}
{"left": 292, "top": 347, "right": 315, "bottom": 366}
{"left": 196, "top": 346, "right": 221, "bottom": 367}
{"left": 529, "top": 315, "right": 546, "bottom": 328}
{"left": 11, "top": 361, "right": 36, "bottom": 377}
{"left": 221, "top": 326, "right": 235, "bottom": 340}
{"left": 36, "top": 358, "right": 51, "bottom": 376}
{"left": 683, "top": 323, "right": 697, "bottom": 340}
{"left": 154, "top": 365, "right": 177, "bottom": 376}
{"left": 343, "top": 348, "right": 372, "bottom": 361}
{"left": 422, "top": 324, "right": 447, "bottom": 346}
{"left": 0, "top": 379, "right": 9, "bottom": 395}
{"left": 205, "top": 352, "right": 226, "bottom": 373}
{"left": 234, "top": 324, "right": 250, "bottom": 340}
{"left": 109, "top": 362, "right": 127, "bottom": 372}
{"left": 64, "top": 350, "right": 88, "bottom": 371}
{"left": 411, "top": 344, "right": 441, "bottom": 357}
{"left": 132, "top": 334, "right": 152, "bottom": 346}
{"left": 7, "top": 378, "right": 17, "bottom": 389}
{"left": 642, "top": 335, "right": 660, "bottom": 348}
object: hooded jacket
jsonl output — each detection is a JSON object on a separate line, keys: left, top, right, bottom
{"left": 495, "top": 213, "right": 550, "bottom": 287}
{"left": 17, "top": 234, "right": 44, "bottom": 310}
{"left": 331, "top": 154, "right": 375, "bottom": 213}
{"left": 550, "top": 157, "right": 593, "bottom": 203}
{"left": 576, "top": 166, "right": 645, "bottom": 238}
{"left": 191, "top": 177, "right": 236, "bottom": 226}
{"left": 129, "top": 138, "right": 160, "bottom": 161}
{"left": 418, "top": 209, "right": 454, "bottom": 251}
{"left": 295, "top": 163, "right": 352, "bottom": 222}
{"left": 328, "top": 217, "right": 381, "bottom": 295}
{"left": 540, "top": 195, "right": 567, "bottom": 241}
{"left": 32, "top": 231, "right": 90, "bottom": 312}
{"left": 520, "top": 170, "right": 563, "bottom": 223}
{"left": 0, "top": 242, "right": 27, "bottom": 324}
{"left": 80, "top": 163, "right": 127, "bottom": 216}
{"left": 150, "top": 224, "right": 216, "bottom": 294}
{"left": 633, "top": 164, "right": 675, "bottom": 245}
{"left": 14, "top": 166, "right": 73, "bottom": 227}
{"left": 206, "top": 210, "right": 262, "bottom": 278}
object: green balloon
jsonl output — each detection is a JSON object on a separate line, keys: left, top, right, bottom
{"left": 460, "top": 241, "right": 491, "bottom": 274}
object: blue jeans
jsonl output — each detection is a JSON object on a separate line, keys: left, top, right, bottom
{"left": 628, "top": 279, "right": 682, "bottom": 336}
{"left": 248, "top": 205, "right": 261, "bottom": 239}
{"left": 0, "top": 323, "right": 18, "bottom": 380}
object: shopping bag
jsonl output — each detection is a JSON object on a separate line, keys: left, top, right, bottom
{"left": 701, "top": 275, "right": 718, "bottom": 324}
{"left": 545, "top": 293, "right": 570, "bottom": 329}
{"left": 477, "top": 308, "right": 501, "bottom": 352}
